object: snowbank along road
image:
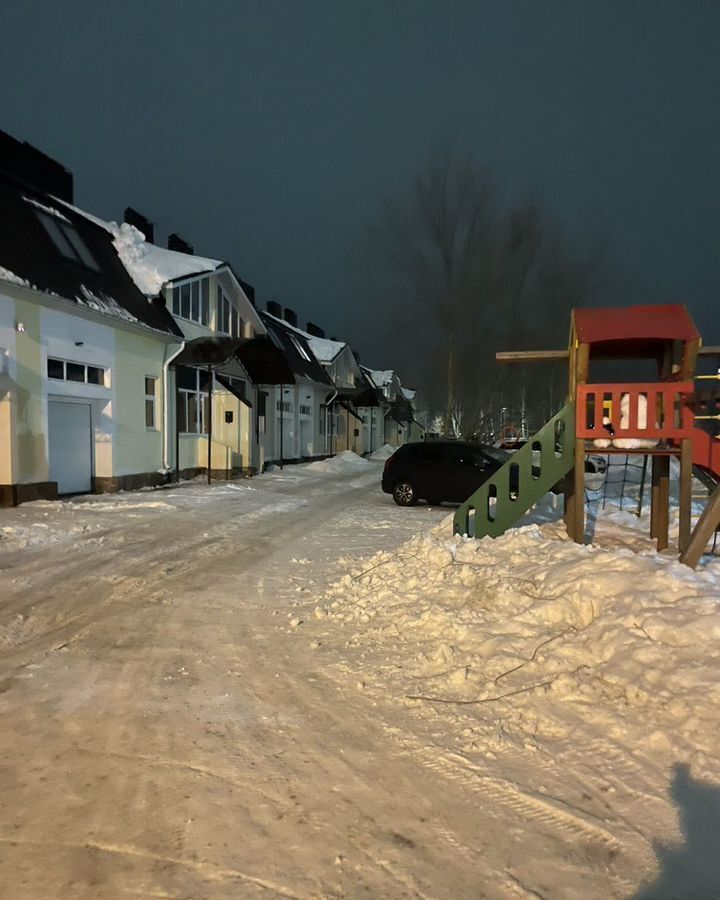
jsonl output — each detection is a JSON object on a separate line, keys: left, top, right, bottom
{"left": 0, "top": 452, "right": 719, "bottom": 899}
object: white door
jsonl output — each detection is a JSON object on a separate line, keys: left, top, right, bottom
{"left": 48, "top": 400, "right": 93, "bottom": 494}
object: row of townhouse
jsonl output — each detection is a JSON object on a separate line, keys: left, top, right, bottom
{"left": 0, "top": 130, "right": 424, "bottom": 507}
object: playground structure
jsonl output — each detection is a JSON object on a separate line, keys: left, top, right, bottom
{"left": 454, "top": 304, "right": 720, "bottom": 568}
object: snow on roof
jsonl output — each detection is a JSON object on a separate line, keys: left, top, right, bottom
{"left": 264, "top": 312, "right": 346, "bottom": 363}
{"left": 110, "top": 222, "right": 221, "bottom": 296}
{"left": 51, "top": 196, "right": 222, "bottom": 297}
{"left": 364, "top": 368, "right": 394, "bottom": 389}
{"left": 23, "top": 196, "right": 71, "bottom": 223}
{"left": 0, "top": 265, "right": 31, "bottom": 288}
{"left": 400, "top": 387, "right": 416, "bottom": 401}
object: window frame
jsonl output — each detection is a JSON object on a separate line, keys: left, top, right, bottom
{"left": 47, "top": 356, "right": 107, "bottom": 387}
{"left": 171, "top": 277, "right": 211, "bottom": 327}
{"left": 35, "top": 210, "right": 100, "bottom": 272}
{"left": 145, "top": 376, "right": 158, "bottom": 430}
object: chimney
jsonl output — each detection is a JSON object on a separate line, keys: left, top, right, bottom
{"left": 0, "top": 129, "right": 73, "bottom": 202}
{"left": 266, "top": 299, "right": 283, "bottom": 318}
{"left": 283, "top": 307, "right": 298, "bottom": 327}
{"left": 306, "top": 322, "right": 325, "bottom": 339}
{"left": 124, "top": 207, "right": 154, "bottom": 243}
{"left": 168, "top": 233, "right": 194, "bottom": 254}
{"left": 238, "top": 276, "right": 255, "bottom": 304}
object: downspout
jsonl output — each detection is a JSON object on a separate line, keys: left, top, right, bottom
{"left": 326, "top": 388, "right": 337, "bottom": 456}
{"left": 207, "top": 364, "right": 213, "bottom": 485}
{"left": 163, "top": 340, "right": 186, "bottom": 472}
{"left": 279, "top": 385, "right": 284, "bottom": 470}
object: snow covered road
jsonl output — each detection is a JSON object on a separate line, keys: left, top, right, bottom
{"left": 1, "top": 455, "right": 718, "bottom": 898}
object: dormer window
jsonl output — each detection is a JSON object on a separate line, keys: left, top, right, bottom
{"left": 35, "top": 210, "right": 99, "bottom": 271}
{"left": 171, "top": 277, "right": 210, "bottom": 326}
{"left": 216, "top": 285, "right": 244, "bottom": 337}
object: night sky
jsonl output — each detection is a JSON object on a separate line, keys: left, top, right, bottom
{"left": 1, "top": 0, "right": 718, "bottom": 371}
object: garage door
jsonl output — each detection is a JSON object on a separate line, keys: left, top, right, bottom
{"left": 48, "top": 400, "right": 93, "bottom": 495}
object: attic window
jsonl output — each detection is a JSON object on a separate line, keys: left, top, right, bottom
{"left": 36, "top": 210, "right": 99, "bottom": 271}
{"left": 290, "top": 336, "right": 311, "bottom": 362}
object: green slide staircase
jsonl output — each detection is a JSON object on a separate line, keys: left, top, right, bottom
{"left": 454, "top": 403, "right": 576, "bottom": 538}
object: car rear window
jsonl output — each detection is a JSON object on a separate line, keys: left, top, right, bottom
{"left": 419, "top": 444, "right": 445, "bottom": 462}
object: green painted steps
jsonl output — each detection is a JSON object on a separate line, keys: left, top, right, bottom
{"left": 454, "top": 403, "right": 576, "bottom": 539}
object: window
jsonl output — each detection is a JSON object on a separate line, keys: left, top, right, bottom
{"left": 145, "top": 376, "right": 157, "bottom": 428}
{"left": 171, "top": 278, "right": 210, "bottom": 326}
{"left": 230, "top": 310, "right": 245, "bottom": 339}
{"left": 217, "top": 285, "right": 231, "bottom": 334}
{"left": 223, "top": 376, "right": 246, "bottom": 399}
{"left": 276, "top": 401, "right": 292, "bottom": 413}
{"left": 299, "top": 404, "right": 311, "bottom": 415}
{"left": 290, "top": 336, "right": 311, "bottom": 362}
{"left": 35, "top": 211, "right": 99, "bottom": 270}
{"left": 176, "top": 366, "right": 209, "bottom": 435}
{"left": 257, "top": 391, "right": 267, "bottom": 437}
{"left": 47, "top": 357, "right": 107, "bottom": 386}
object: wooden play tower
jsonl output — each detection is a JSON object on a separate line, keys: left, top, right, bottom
{"left": 454, "top": 303, "right": 720, "bottom": 568}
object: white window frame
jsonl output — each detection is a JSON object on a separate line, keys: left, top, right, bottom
{"left": 171, "top": 277, "right": 210, "bottom": 327}
{"left": 47, "top": 357, "right": 107, "bottom": 387}
{"left": 145, "top": 376, "right": 158, "bottom": 430}
{"left": 177, "top": 368, "right": 209, "bottom": 436}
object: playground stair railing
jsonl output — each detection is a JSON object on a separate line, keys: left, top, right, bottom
{"left": 454, "top": 403, "right": 576, "bottom": 538}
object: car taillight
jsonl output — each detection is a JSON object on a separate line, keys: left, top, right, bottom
{"left": 384, "top": 456, "right": 394, "bottom": 473}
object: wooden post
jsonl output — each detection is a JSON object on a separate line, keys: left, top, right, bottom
{"left": 678, "top": 438, "right": 693, "bottom": 554}
{"left": 680, "top": 484, "right": 720, "bottom": 569}
{"left": 652, "top": 455, "right": 670, "bottom": 551}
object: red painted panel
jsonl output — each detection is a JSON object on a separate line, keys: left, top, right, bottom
{"left": 574, "top": 304, "right": 699, "bottom": 345}
{"left": 576, "top": 383, "right": 695, "bottom": 440}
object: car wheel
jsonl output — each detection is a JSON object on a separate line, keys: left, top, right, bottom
{"left": 393, "top": 480, "right": 417, "bottom": 506}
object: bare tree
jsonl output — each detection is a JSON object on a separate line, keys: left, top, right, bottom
{"left": 372, "top": 152, "right": 598, "bottom": 440}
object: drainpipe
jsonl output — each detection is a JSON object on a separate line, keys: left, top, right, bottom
{"left": 163, "top": 340, "right": 186, "bottom": 472}
{"left": 207, "top": 364, "right": 212, "bottom": 485}
{"left": 279, "top": 385, "right": 284, "bottom": 470}
{"left": 326, "top": 388, "right": 337, "bottom": 456}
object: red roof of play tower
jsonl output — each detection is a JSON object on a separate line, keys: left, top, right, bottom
{"left": 573, "top": 304, "right": 699, "bottom": 346}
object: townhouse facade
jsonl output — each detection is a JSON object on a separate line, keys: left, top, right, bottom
{"left": 0, "top": 129, "right": 425, "bottom": 505}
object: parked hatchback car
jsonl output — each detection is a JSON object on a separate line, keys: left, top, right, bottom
{"left": 381, "top": 441, "right": 510, "bottom": 506}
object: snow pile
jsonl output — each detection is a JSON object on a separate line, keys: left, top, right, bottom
{"left": 0, "top": 265, "right": 31, "bottom": 288}
{"left": 323, "top": 516, "right": 720, "bottom": 761}
{"left": 369, "top": 443, "right": 396, "bottom": 461}
{"left": 110, "top": 222, "right": 221, "bottom": 296}
{"left": 303, "top": 450, "right": 372, "bottom": 474}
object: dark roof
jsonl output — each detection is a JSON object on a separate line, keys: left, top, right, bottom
{"left": 0, "top": 170, "right": 182, "bottom": 338}
{"left": 353, "top": 367, "right": 383, "bottom": 407}
{"left": 171, "top": 335, "right": 295, "bottom": 385}
{"left": 260, "top": 311, "right": 333, "bottom": 387}
{"left": 216, "top": 374, "right": 253, "bottom": 408}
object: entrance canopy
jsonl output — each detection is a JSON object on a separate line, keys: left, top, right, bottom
{"left": 170, "top": 336, "right": 294, "bottom": 385}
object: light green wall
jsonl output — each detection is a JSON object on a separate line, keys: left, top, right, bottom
{"left": 13, "top": 298, "right": 47, "bottom": 483}
{"left": 113, "top": 330, "right": 172, "bottom": 476}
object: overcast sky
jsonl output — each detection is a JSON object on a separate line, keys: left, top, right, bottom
{"left": 0, "top": 0, "right": 717, "bottom": 366}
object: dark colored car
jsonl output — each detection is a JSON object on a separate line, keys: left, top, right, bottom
{"left": 381, "top": 441, "right": 510, "bottom": 506}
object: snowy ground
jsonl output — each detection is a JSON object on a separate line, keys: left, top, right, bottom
{"left": 0, "top": 453, "right": 718, "bottom": 898}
